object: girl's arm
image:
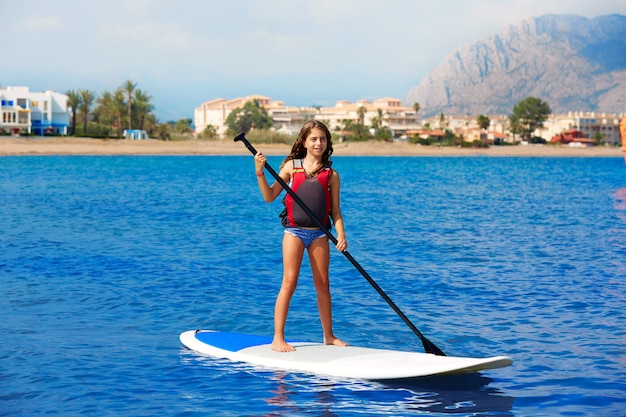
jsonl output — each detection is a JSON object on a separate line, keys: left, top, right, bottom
{"left": 254, "top": 152, "right": 291, "bottom": 203}
{"left": 329, "top": 169, "right": 348, "bottom": 252}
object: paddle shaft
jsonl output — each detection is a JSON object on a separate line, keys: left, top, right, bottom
{"left": 234, "top": 132, "right": 445, "bottom": 356}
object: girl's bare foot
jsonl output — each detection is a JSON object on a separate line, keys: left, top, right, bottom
{"left": 271, "top": 340, "right": 296, "bottom": 352}
{"left": 324, "top": 336, "right": 348, "bottom": 346}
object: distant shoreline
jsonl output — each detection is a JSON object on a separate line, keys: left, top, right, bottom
{"left": 1, "top": 137, "right": 624, "bottom": 157}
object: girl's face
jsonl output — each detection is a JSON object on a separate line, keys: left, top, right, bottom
{"left": 304, "top": 128, "right": 328, "bottom": 157}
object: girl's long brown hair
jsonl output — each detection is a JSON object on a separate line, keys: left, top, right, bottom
{"left": 282, "top": 120, "right": 333, "bottom": 172}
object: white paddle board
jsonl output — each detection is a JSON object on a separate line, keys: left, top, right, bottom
{"left": 180, "top": 330, "right": 512, "bottom": 380}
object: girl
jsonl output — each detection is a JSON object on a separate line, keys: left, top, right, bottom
{"left": 254, "top": 120, "right": 348, "bottom": 352}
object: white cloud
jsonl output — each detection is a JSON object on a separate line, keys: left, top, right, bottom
{"left": 18, "top": 15, "right": 63, "bottom": 32}
{"left": 97, "top": 21, "right": 198, "bottom": 51}
{"left": 3, "top": 0, "right": 625, "bottom": 119}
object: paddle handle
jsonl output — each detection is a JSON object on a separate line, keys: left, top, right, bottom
{"left": 234, "top": 132, "right": 445, "bottom": 356}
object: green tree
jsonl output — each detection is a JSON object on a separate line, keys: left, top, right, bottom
{"left": 132, "top": 89, "right": 154, "bottom": 131}
{"left": 593, "top": 132, "right": 604, "bottom": 146}
{"left": 225, "top": 99, "right": 273, "bottom": 134}
{"left": 357, "top": 106, "right": 367, "bottom": 127}
{"left": 370, "top": 109, "right": 392, "bottom": 141}
{"left": 93, "top": 83, "right": 155, "bottom": 137}
{"left": 376, "top": 126, "right": 392, "bottom": 141}
{"left": 78, "top": 89, "right": 96, "bottom": 136}
{"left": 511, "top": 97, "right": 551, "bottom": 140}
{"left": 341, "top": 119, "right": 357, "bottom": 133}
{"left": 477, "top": 114, "right": 490, "bottom": 131}
{"left": 142, "top": 113, "right": 158, "bottom": 136}
{"left": 370, "top": 108, "right": 384, "bottom": 131}
{"left": 439, "top": 113, "right": 447, "bottom": 130}
{"left": 154, "top": 123, "right": 171, "bottom": 141}
{"left": 200, "top": 124, "right": 218, "bottom": 139}
{"left": 477, "top": 114, "right": 490, "bottom": 145}
{"left": 95, "top": 91, "right": 114, "bottom": 136}
{"left": 507, "top": 114, "right": 523, "bottom": 143}
{"left": 443, "top": 129, "right": 458, "bottom": 146}
{"left": 112, "top": 89, "right": 127, "bottom": 137}
{"left": 65, "top": 89, "right": 81, "bottom": 135}
{"left": 173, "top": 118, "right": 193, "bottom": 134}
{"left": 122, "top": 80, "right": 137, "bottom": 130}
{"left": 412, "top": 102, "right": 421, "bottom": 126}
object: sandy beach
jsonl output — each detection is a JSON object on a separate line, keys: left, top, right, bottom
{"left": 1, "top": 137, "right": 624, "bottom": 157}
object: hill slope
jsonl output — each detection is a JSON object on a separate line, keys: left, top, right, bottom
{"left": 406, "top": 14, "right": 626, "bottom": 117}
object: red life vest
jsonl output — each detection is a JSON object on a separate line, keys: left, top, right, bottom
{"left": 281, "top": 159, "right": 332, "bottom": 228}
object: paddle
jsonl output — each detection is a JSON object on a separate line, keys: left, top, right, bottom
{"left": 234, "top": 132, "right": 446, "bottom": 356}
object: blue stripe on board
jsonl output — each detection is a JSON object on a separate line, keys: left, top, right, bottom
{"left": 195, "top": 331, "right": 275, "bottom": 352}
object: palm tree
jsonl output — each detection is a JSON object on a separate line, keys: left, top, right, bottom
{"left": 122, "top": 80, "right": 137, "bottom": 130}
{"left": 174, "top": 118, "right": 193, "bottom": 134}
{"left": 65, "top": 89, "right": 81, "bottom": 135}
{"left": 78, "top": 89, "right": 96, "bottom": 136}
{"left": 96, "top": 91, "right": 115, "bottom": 135}
{"left": 132, "top": 89, "right": 154, "bottom": 131}
{"left": 154, "top": 123, "right": 171, "bottom": 141}
{"left": 371, "top": 108, "right": 385, "bottom": 131}
{"left": 439, "top": 113, "right": 447, "bottom": 130}
{"left": 477, "top": 114, "right": 490, "bottom": 131}
{"left": 412, "top": 102, "right": 421, "bottom": 120}
{"left": 357, "top": 106, "right": 367, "bottom": 127}
{"left": 112, "top": 89, "right": 127, "bottom": 137}
{"left": 142, "top": 113, "right": 158, "bottom": 136}
{"left": 477, "top": 114, "right": 490, "bottom": 145}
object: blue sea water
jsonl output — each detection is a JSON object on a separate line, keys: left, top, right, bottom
{"left": 1, "top": 154, "right": 625, "bottom": 416}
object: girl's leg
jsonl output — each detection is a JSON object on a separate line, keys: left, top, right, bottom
{"left": 272, "top": 232, "right": 305, "bottom": 352}
{"left": 308, "top": 237, "right": 348, "bottom": 346}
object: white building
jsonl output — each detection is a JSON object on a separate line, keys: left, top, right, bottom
{"left": 540, "top": 112, "right": 624, "bottom": 145}
{"left": 0, "top": 86, "right": 69, "bottom": 135}
{"left": 194, "top": 95, "right": 319, "bottom": 137}
{"left": 316, "top": 98, "right": 420, "bottom": 136}
{"left": 193, "top": 95, "right": 420, "bottom": 138}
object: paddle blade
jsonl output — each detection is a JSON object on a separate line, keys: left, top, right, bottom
{"left": 423, "top": 337, "right": 446, "bottom": 356}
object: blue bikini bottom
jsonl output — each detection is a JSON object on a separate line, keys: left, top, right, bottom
{"left": 284, "top": 228, "right": 327, "bottom": 248}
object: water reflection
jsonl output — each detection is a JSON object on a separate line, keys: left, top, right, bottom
{"left": 256, "top": 369, "right": 514, "bottom": 416}
{"left": 260, "top": 372, "right": 340, "bottom": 417}
{"left": 182, "top": 348, "right": 515, "bottom": 416}
{"left": 613, "top": 188, "right": 626, "bottom": 220}
{"left": 382, "top": 374, "right": 514, "bottom": 415}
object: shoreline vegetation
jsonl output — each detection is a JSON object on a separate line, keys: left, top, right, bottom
{"left": 1, "top": 137, "right": 624, "bottom": 157}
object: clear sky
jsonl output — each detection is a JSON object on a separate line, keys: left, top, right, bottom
{"left": 3, "top": 0, "right": 625, "bottom": 121}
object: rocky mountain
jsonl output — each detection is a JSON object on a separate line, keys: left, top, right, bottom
{"left": 406, "top": 14, "right": 626, "bottom": 117}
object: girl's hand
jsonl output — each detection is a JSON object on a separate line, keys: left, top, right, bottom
{"left": 335, "top": 237, "right": 348, "bottom": 252}
{"left": 254, "top": 152, "right": 266, "bottom": 174}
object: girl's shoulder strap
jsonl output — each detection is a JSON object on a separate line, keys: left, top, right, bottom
{"left": 292, "top": 159, "right": 306, "bottom": 174}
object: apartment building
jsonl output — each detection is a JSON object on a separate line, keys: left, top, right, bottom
{"left": 193, "top": 95, "right": 420, "bottom": 138}
{"left": 316, "top": 97, "right": 420, "bottom": 136}
{"left": 541, "top": 112, "right": 624, "bottom": 145}
{"left": 0, "top": 86, "right": 69, "bottom": 135}
{"left": 193, "top": 94, "right": 316, "bottom": 137}
{"left": 195, "top": 95, "right": 268, "bottom": 137}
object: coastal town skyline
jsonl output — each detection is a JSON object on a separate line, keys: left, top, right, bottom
{"left": 4, "top": 1, "right": 626, "bottom": 121}
{"left": 3, "top": 85, "right": 623, "bottom": 148}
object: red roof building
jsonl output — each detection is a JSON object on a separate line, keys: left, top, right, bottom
{"left": 550, "top": 129, "right": 594, "bottom": 145}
